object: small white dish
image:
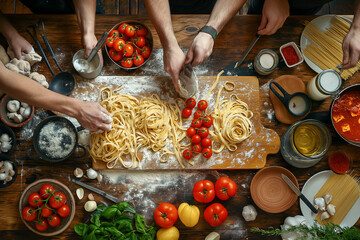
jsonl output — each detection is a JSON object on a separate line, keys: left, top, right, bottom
{"left": 279, "top": 42, "right": 304, "bottom": 68}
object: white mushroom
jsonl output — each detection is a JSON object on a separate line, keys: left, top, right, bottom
{"left": 84, "top": 200, "right": 97, "bottom": 212}
{"left": 74, "top": 168, "right": 84, "bottom": 178}
{"left": 76, "top": 188, "right": 84, "bottom": 200}
{"left": 13, "top": 113, "right": 24, "bottom": 123}
{"left": 9, "top": 169, "right": 15, "bottom": 177}
{"left": 1, "top": 141, "right": 12, "bottom": 152}
{"left": 7, "top": 100, "right": 20, "bottom": 113}
{"left": 20, "top": 106, "right": 31, "bottom": 118}
{"left": 242, "top": 204, "right": 257, "bottom": 222}
{"left": 0, "top": 161, "right": 3, "bottom": 168}
{"left": 324, "top": 193, "right": 333, "bottom": 205}
{"left": 86, "top": 168, "right": 98, "bottom": 179}
{"left": 21, "top": 102, "right": 29, "bottom": 108}
{"left": 0, "top": 133, "right": 10, "bottom": 143}
{"left": 314, "top": 197, "right": 326, "bottom": 211}
{"left": 321, "top": 211, "right": 331, "bottom": 221}
{"left": 7, "top": 112, "right": 16, "bottom": 120}
{"left": 327, "top": 204, "right": 336, "bottom": 216}
{"left": 3, "top": 175, "right": 12, "bottom": 184}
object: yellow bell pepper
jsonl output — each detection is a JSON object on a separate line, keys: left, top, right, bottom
{"left": 178, "top": 202, "right": 200, "bottom": 227}
{"left": 157, "top": 226, "right": 179, "bottom": 240}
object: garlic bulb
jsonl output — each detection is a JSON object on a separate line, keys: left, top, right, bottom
{"left": 327, "top": 204, "right": 336, "bottom": 216}
{"left": 86, "top": 168, "right": 98, "bottom": 179}
{"left": 76, "top": 188, "right": 84, "bottom": 200}
{"left": 321, "top": 211, "right": 330, "bottom": 221}
{"left": 242, "top": 204, "right": 257, "bottom": 221}
{"left": 7, "top": 100, "right": 20, "bottom": 113}
{"left": 13, "top": 113, "right": 23, "bottom": 123}
{"left": 0, "top": 133, "right": 10, "bottom": 143}
{"left": 1, "top": 141, "right": 12, "bottom": 152}
{"left": 20, "top": 106, "right": 31, "bottom": 118}
{"left": 314, "top": 197, "right": 326, "bottom": 211}
{"left": 324, "top": 193, "right": 332, "bottom": 205}
{"left": 281, "top": 215, "right": 310, "bottom": 240}
{"left": 74, "top": 168, "right": 84, "bottom": 178}
{"left": 84, "top": 200, "right": 97, "bottom": 212}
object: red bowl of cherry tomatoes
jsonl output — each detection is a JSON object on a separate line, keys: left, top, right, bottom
{"left": 19, "top": 179, "right": 75, "bottom": 236}
{"left": 105, "top": 21, "right": 153, "bottom": 70}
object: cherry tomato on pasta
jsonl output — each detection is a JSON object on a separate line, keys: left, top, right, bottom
{"left": 182, "top": 149, "right": 193, "bottom": 160}
{"left": 186, "top": 98, "right": 196, "bottom": 109}
{"left": 202, "top": 148, "right": 212, "bottom": 158}
{"left": 202, "top": 116, "right": 213, "bottom": 128}
{"left": 198, "top": 127, "right": 209, "bottom": 138}
{"left": 191, "top": 119, "right": 202, "bottom": 128}
{"left": 182, "top": 108, "right": 192, "bottom": 118}
{"left": 194, "top": 110, "right": 204, "bottom": 119}
{"left": 198, "top": 100, "right": 208, "bottom": 111}
{"left": 187, "top": 127, "right": 196, "bottom": 137}
{"left": 191, "top": 135, "right": 201, "bottom": 144}
{"left": 192, "top": 144, "right": 202, "bottom": 154}
{"left": 201, "top": 137, "right": 212, "bottom": 148}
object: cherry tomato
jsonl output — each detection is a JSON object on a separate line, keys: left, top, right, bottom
{"left": 192, "top": 144, "right": 202, "bottom": 154}
{"left": 125, "top": 25, "right": 135, "bottom": 37}
{"left": 121, "top": 58, "right": 133, "bottom": 68}
{"left": 48, "top": 214, "right": 61, "bottom": 227}
{"left": 193, "top": 180, "right": 215, "bottom": 203}
{"left": 186, "top": 98, "right": 196, "bottom": 109}
{"left": 201, "top": 137, "right": 212, "bottom": 148}
{"left": 215, "top": 177, "right": 238, "bottom": 200}
{"left": 49, "top": 192, "right": 66, "bottom": 209}
{"left": 202, "top": 116, "right": 213, "bottom": 128}
{"left": 198, "top": 100, "right": 208, "bottom": 111}
{"left": 133, "top": 54, "right": 144, "bottom": 66}
{"left": 109, "top": 29, "right": 119, "bottom": 38}
{"left": 182, "top": 108, "right": 192, "bottom": 118}
{"left": 22, "top": 206, "right": 37, "bottom": 222}
{"left": 28, "top": 193, "right": 43, "bottom": 208}
{"left": 109, "top": 48, "right": 123, "bottom": 62}
{"left": 106, "top": 37, "right": 115, "bottom": 48}
{"left": 191, "top": 119, "right": 202, "bottom": 128}
{"left": 134, "top": 36, "right": 146, "bottom": 48}
{"left": 154, "top": 203, "right": 178, "bottom": 228}
{"left": 202, "top": 148, "right": 213, "bottom": 158}
{"left": 39, "top": 184, "right": 55, "bottom": 199}
{"left": 40, "top": 205, "right": 53, "bottom": 218}
{"left": 113, "top": 38, "right": 126, "bottom": 52}
{"left": 57, "top": 204, "right": 70, "bottom": 218}
{"left": 118, "top": 23, "right": 128, "bottom": 34}
{"left": 35, "top": 219, "right": 48, "bottom": 232}
{"left": 123, "top": 44, "right": 134, "bottom": 57}
{"left": 191, "top": 135, "right": 201, "bottom": 144}
{"left": 141, "top": 46, "right": 151, "bottom": 59}
{"left": 182, "top": 149, "right": 193, "bottom": 160}
{"left": 136, "top": 25, "right": 148, "bottom": 36}
{"left": 198, "top": 127, "right": 209, "bottom": 138}
{"left": 204, "top": 203, "right": 228, "bottom": 227}
{"left": 194, "top": 110, "right": 204, "bottom": 119}
{"left": 186, "top": 127, "right": 196, "bottom": 137}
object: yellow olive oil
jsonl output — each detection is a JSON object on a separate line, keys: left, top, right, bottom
{"left": 292, "top": 123, "right": 322, "bottom": 157}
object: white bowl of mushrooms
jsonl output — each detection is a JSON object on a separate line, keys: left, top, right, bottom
{"left": 0, "top": 95, "right": 34, "bottom": 127}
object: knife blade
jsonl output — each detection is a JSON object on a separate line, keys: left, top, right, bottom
{"left": 235, "top": 34, "right": 260, "bottom": 68}
{"left": 281, "top": 174, "right": 318, "bottom": 214}
{"left": 72, "top": 179, "right": 120, "bottom": 204}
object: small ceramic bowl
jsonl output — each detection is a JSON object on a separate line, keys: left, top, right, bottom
{"left": 0, "top": 159, "right": 18, "bottom": 188}
{"left": 72, "top": 49, "right": 102, "bottom": 79}
{"left": 280, "top": 42, "right": 304, "bottom": 68}
{"left": 0, "top": 122, "right": 16, "bottom": 158}
{"left": 19, "top": 179, "right": 76, "bottom": 236}
{"left": 0, "top": 95, "right": 35, "bottom": 128}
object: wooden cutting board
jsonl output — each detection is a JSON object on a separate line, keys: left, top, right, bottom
{"left": 82, "top": 75, "right": 279, "bottom": 170}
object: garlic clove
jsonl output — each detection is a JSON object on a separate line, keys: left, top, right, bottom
{"left": 97, "top": 174, "right": 103, "bottom": 183}
{"left": 76, "top": 188, "right": 84, "bottom": 200}
{"left": 314, "top": 197, "right": 326, "bottom": 211}
{"left": 324, "top": 193, "right": 333, "bottom": 205}
{"left": 7, "top": 100, "right": 20, "bottom": 113}
{"left": 74, "top": 168, "right": 84, "bottom": 178}
{"left": 84, "top": 200, "right": 97, "bottom": 212}
{"left": 86, "top": 168, "right": 98, "bottom": 179}
{"left": 321, "top": 211, "right": 331, "bottom": 221}
{"left": 88, "top": 193, "right": 94, "bottom": 201}
{"left": 205, "top": 232, "right": 220, "bottom": 240}
{"left": 327, "top": 204, "right": 336, "bottom": 216}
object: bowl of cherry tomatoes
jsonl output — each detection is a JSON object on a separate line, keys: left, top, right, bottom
{"left": 105, "top": 21, "right": 153, "bottom": 70}
{"left": 19, "top": 179, "right": 75, "bottom": 236}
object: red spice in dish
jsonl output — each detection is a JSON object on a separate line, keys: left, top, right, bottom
{"left": 281, "top": 45, "right": 299, "bottom": 66}
{"left": 329, "top": 152, "right": 350, "bottom": 174}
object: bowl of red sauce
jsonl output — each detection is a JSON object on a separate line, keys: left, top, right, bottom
{"left": 328, "top": 151, "right": 351, "bottom": 174}
{"left": 331, "top": 84, "right": 360, "bottom": 147}
{"left": 280, "top": 42, "right": 304, "bottom": 68}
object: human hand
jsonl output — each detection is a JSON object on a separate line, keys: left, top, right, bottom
{"left": 185, "top": 32, "right": 214, "bottom": 66}
{"left": 163, "top": 45, "right": 186, "bottom": 92}
{"left": 342, "top": 27, "right": 360, "bottom": 69}
{"left": 82, "top": 32, "right": 103, "bottom": 66}
{"left": 7, "top": 33, "right": 32, "bottom": 59}
{"left": 75, "top": 101, "right": 112, "bottom": 132}
{"left": 257, "top": 0, "right": 289, "bottom": 35}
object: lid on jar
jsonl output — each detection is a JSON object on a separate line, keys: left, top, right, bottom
{"left": 318, "top": 69, "right": 342, "bottom": 94}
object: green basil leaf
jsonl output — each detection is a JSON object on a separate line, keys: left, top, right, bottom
{"left": 74, "top": 223, "right": 88, "bottom": 236}
{"left": 134, "top": 214, "right": 146, "bottom": 234}
{"left": 90, "top": 214, "right": 101, "bottom": 227}
{"left": 96, "top": 204, "right": 107, "bottom": 214}
{"left": 125, "top": 231, "right": 138, "bottom": 240}
{"left": 118, "top": 202, "right": 136, "bottom": 214}
{"left": 106, "top": 226, "right": 126, "bottom": 238}
{"left": 101, "top": 205, "right": 118, "bottom": 220}
{"left": 84, "top": 230, "right": 97, "bottom": 240}
{"left": 88, "top": 224, "right": 98, "bottom": 232}
{"left": 100, "top": 222, "right": 115, "bottom": 228}
{"left": 115, "top": 214, "right": 133, "bottom": 221}
{"left": 115, "top": 219, "right": 133, "bottom": 233}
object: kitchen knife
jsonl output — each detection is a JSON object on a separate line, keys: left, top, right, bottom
{"left": 235, "top": 34, "right": 260, "bottom": 68}
{"left": 72, "top": 179, "right": 120, "bottom": 203}
{"left": 281, "top": 174, "right": 318, "bottom": 214}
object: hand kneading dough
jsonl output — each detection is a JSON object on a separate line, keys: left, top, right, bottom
{"left": 7, "top": 46, "right": 42, "bottom": 66}
{"left": 0, "top": 45, "right": 10, "bottom": 65}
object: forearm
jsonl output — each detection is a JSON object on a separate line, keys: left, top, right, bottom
{"left": 207, "top": 0, "right": 247, "bottom": 32}
{"left": 351, "top": 0, "right": 360, "bottom": 30}
{"left": 73, "top": 0, "right": 96, "bottom": 37}
{"left": 0, "top": 12, "right": 21, "bottom": 43}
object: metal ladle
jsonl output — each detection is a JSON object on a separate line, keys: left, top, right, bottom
{"left": 27, "top": 20, "right": 75, "bottom": 96}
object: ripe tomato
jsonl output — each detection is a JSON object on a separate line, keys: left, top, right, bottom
{"left": 22, "top": 206, "right": 37, "bottom": 222}
{"left": 153, "top": 203, "right": 178, "bottom": 228}
{"left": 182, "top": 108, "right": 192, "bottom": 118}
{"left": 194, "top": 110, "right": 204, "bottom": 119}
{"left": 109, "top": 29, "right": 119, "bottom": 38}
{"left": 125, "top": 25, "right": 135, "bottom": 37}
{"left": 198, "top": 100, "right": 208, "bottom": 111}
{"left": 133, "top": 54, "right": 144, "bottom": 66}
{"left": 191, "top": 135, "right": 201, "bottom": 144}
{"left": 48, "top": 214, "right": 61, "bottom": 227}
{"left": 35, "top": 219, "right": 48, "bottom": 232}
{"left": 57, "top": 204, "right": 70, "bottom": 218}
{"left": 39, "top": 184, "right": 55, "bottom": 199}
{"left": 123, "top": 44, "right": 134, "bottom": 57}
{"left": 106, "top": 37, "right": 115, "bottom": 48}
{"left": 136, "top": 25, "right": 148, "bottom": 36}
{"left": 121, "top": 58, "right": 133, "bottom": 68}
{"left": 118, "top": 23, "right": 128, "bottom": 34}
{"left": 198, "top": 127, "right": 209, "bottom": 138}
{"left": 113, "top": 38, "right": 126, "bottom": 52}
{"left": 40, "top": 205, "right": 53, "bottom": 218}
{"left": 186, "top": 98, "right": 196, "bottom": 109}
{"left": 192, "top": 144, "right": 202, "bottom": 154}
{"left": 215, "top": 177, "right": 238, "bottom": 200}
{"left": 191, "top": 119, "right": 202, "bottom": 128}
{"left": 134, "top": 36, "right": 146, "bottom": 48}
{"left": 28, "top": 193, "right": 43, "bottom": 208}
{"left": 193, "top": 180, "right": 215, "bottom": 203}
{"left": 182, "top": 149, "right": 193, "bottom": 160}
{"left": 109, "top": 48, "right": 123, "bottom": 62}
{"left": 204, "top": 203, "right": 228, "bottom": 227}
{"left": 201, "top": 137, "right": 212, "bottom": 148}
{"left": 141, "top": 46, "right": 151, "bottom": 59}
{"left": 202, "top": 116, "right": 213, "bottom": 128}
{"left": 186, "top": 127, "right": 196, "bottom": 137}
{"left": 49, "top": 192, "right": 66, "bottom": 209}
{"left": 202, "top": 148, "right": 212, "bottom": 158}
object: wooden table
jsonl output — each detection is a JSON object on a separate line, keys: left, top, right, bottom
{"left": 1, "top": 14, "right": 359, "bottom": 239}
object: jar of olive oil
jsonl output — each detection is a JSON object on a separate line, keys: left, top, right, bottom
{"left": 280, "top": 119, "right": 331, "bottom": 168}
